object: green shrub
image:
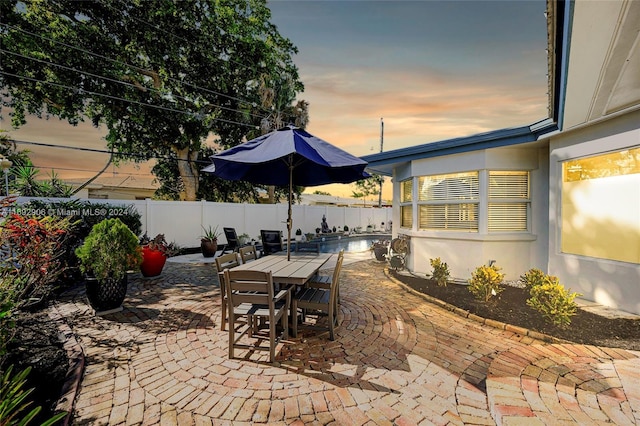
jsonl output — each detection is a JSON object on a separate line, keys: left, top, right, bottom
{"left": 0, "top": 365, "right": 66, "bottom": 426}
{"left": 468, "top": 264, "right": 505, "bottom": 302}
{"left": 18, "top": 200, "right": 142, "bottom": 284}
{"left": 428, "top": 257, "right": 450, "bottom": 287}
{"left": 75, "top": 218, "right": 143, "bottom": 283}
{"left": 519, "top": 268, "right": 547, "bottom": 290}
{"left": 0, "top": 286, "right": 15, "bottom": 367}
{"left": 526, "top": 276, "right": 580, "bottom": 328}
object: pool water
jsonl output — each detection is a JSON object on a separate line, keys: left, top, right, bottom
{"left": 304, "top": 235, "right": 391, "bottom": 253}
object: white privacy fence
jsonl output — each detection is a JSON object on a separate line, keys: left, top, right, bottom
{"left": 15, "top": 197, "right": 392, "bottom": 248}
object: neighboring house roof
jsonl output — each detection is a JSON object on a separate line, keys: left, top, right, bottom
{"left": 66, "top": 176, "right": 159, "bottom": 190}
{"left": 300, "top": 193, "right": 390, "bottom": 207}
{"left": 362, "top": 119, "right": 558, "bottom": 176}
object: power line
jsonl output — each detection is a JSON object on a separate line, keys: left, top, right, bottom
{"left": 10, "top": 138, "right": 215, "bottom": 165}
{"left": 0, "top": 71, "right": 258, "bottom": 128}
{"left": 26, "top": 164, "right": 157, "bottom": 177}
{"left": 1, "top": 48, "right": 266, "bottom": 120}
{"left": 0, "top": 22, "right": 270, "bottom": 114}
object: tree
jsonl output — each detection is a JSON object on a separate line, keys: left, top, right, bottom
{"left": 0, "top": 0, "right": 303, "bottom": 200}
{"left": 250, "top": 72, "right": 310, "bottom": 204}
{"left": 152, "top": 145, "right": 299, "bottom": 202}
{"left": 352, "top": 174, "right": 384, "bottom": 204}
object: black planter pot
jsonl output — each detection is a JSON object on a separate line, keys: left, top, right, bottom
{"left": 85, "top": 275, "right": 128, "bottom": 312}
{"left": 373, "top": 246, "right": 388, "bottom": 261}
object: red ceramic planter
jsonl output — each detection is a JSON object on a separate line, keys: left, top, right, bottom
{"left": 140, "top": 246, "right": 167, "bottom": 277}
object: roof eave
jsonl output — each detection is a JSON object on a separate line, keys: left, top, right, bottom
{"left": 362, "top": 120, "right": 557, "bottom": 176}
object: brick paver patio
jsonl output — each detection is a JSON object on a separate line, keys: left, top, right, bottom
{"left": 52, "top": 257, "right": 640, "bottom": 425}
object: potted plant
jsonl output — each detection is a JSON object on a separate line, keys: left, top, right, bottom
{"left": 370, "top": 240, "right": 389, "bottom": 261}
{"left": 200, "top": 225, "right": 220, "bottom": 258}
{"left": 238, "top": 233, "right": 250, "bottom": 246}
{"left": 295, "top": 228, "right": 303, "bottom": 241}
{"left": 139, "top": 233, "right": 180, "bottom": 277}
{"left": 75, "top": 218, "right": 143, "bottom": 312}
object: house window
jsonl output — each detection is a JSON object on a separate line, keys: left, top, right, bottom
{"left": 417, "top": 172, "right": 479, "bottom": 231}
{"left": 561, "top": 147, "right": 640, "bottom": 264}
{"left": 488, "top": 171, "right": 530, "bottom": 232}
{"left": 400, "top": 179, "right": 413, "bottom": 228}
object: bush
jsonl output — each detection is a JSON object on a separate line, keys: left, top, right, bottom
{"left": 468, "top": 264, "right": 505, "bottom": 302}
{"left": 519, "top": 268, "right": 547, "bottom": 290}
{"left": 0, "top": 365, "right": 65, "bottom": 426}
{"left": 526, "top": 276, "right": 580, "bottom": 328}
{"left": 75, "top": 218, "right": 143, "bottom": 283}
{"left": 17, "top": 199, "right": 142, "bottom": 284}
{"left": 428, "top": 257, "right": 450, "bottom": 287}
{"left": 0, "top": 213, "right": 74, "bottom": 308}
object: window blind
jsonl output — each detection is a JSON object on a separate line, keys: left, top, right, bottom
{"left": 400, "top": 205, "right": 413, "bottom": 228}
{"left": 488, "top": 203, "right": 528, "bottom": 231}
{"left": 419, "top": 172, "right": 479, "bottom": 201}
{"left": 488, "top": 171, "right": 529, "bottom": 232}
{"left": 489, "top": 171, "right": 529, "bottom": 199}
{"left": 401, "top": 179, "right": 413, "bottom": 202}
{"left": 419, "top": 204, "right": 478, "bottom": 231}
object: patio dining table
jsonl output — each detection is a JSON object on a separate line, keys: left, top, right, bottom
{"left": 230, "top": 252, "right": 333, "bottom": 287}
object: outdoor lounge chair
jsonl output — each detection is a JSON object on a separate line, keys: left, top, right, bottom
{"left": 222, "top": 227, "right": 241, "bottom": 253}
{"left": 223, "top": 269, "right": 290, "bottom": 363}
{"left": 292, "top": 250, "right": 344, "bottom": 340}
{"left": 260, "top": 230, "right": 283, "bottom": 255}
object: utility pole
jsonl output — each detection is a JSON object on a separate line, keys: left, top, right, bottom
{"left": 378, "top": 117, "right": 383, "bottom": 207}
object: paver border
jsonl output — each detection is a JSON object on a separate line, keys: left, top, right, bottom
{"left": 384, "top": 267, "right": 569, "bottom": 345}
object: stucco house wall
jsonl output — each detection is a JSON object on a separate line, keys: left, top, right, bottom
{"left": 393, "top": 144, "right": 549, "bottom": 282}
{"left": 548, "top": 109, "right": 640, "bottom": 315}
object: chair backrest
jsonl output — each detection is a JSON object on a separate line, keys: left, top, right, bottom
{"left": 332, "top": 250, "right": 345, "bottom": 284}
{"left": 260, "top": 230, "right": 283, "bottom": 255}
{"left": 295, "top": 242, "right": 320, "bottom": 254}
{"left": 223, "top": 227, "right": 239, "bottom": 251}
{"left": 330, "top": 249, "right": 345, "bottom": 306}
{"left": 215, "top": 252, "right": 240, "bottom": 292}
{"left": 215, "top": 252, "right": 240, "bottom": 272}
{"left": 224, "top": 269, "right": 274, "bottom": 306}
{"left": 239, "top": 245, "right": 257, "bottom": 263}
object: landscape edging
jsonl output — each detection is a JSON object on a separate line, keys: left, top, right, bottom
{"left": 384, "top": 267, "right": 569, "bottom": 345}
{"left": 48, "top": 303, "right": 85, "bottom": 426}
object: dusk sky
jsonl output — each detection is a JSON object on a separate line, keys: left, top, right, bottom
{"left": 4, "top": 0, "right": 549, "bottom": 200}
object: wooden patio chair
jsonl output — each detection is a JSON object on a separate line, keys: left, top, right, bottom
{"left": 292, "top": 250, "right": 344, "bottom": 340}
{"left": 215, "top": 252, "right": 241, "bottom": 331}
{"left": 308, "top": 249, "right": 344, "bottom": 306}
{"left": 223, "top": 269, "right": 290, "bottom": 363}
{"left": 239, "top": 245, "right": 258, "bottom": 263}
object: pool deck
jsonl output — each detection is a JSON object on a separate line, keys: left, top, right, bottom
{"left": 53, "top": 253, "right": 640, "bottom": 425}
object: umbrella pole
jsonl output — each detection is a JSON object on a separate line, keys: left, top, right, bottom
{"left": 287, "top": 160, "right": 293, "bottom": 261}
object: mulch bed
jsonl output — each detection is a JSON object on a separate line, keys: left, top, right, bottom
{"left": 4, "top": 308, "right": 68, "bottom": 424}
{"left": 390, "top": 270, "right": 640, "bottom": 351}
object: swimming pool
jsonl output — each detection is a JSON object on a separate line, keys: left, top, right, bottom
{"left": 299, "top": 234, "right": 391, "bottom": 253}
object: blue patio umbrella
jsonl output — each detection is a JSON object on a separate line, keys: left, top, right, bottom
{"left": 202, "top": 126, "right": 369, "bottom": 260}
